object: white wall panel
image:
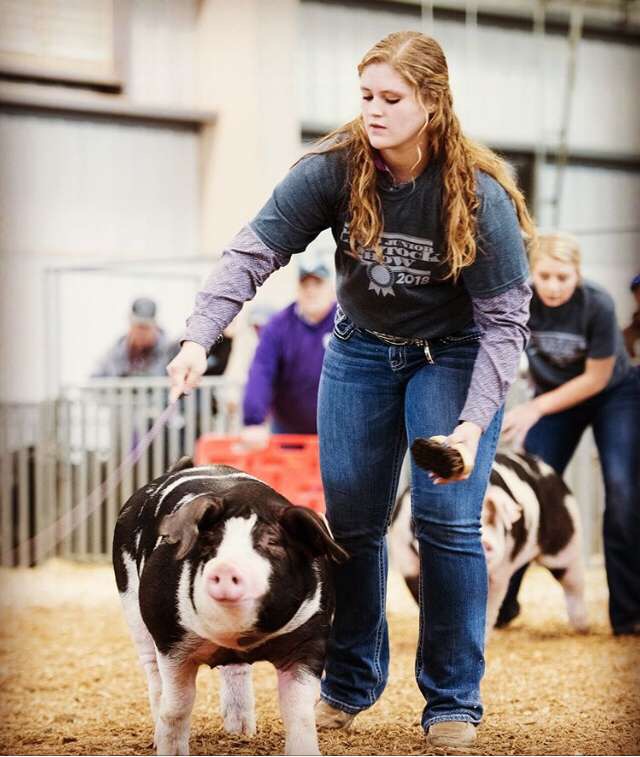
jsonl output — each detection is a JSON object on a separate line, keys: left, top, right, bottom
{"left": 0, "top": 110, "right": 199, "bottom": 401}
{"left": 125, "top": 0, "right": 197, "bottom": 107}
{"left": 0, "top": 111, "right": 199, "bottom": 258}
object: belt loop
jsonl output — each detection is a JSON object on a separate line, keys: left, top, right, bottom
{"left": 423, "top": 341, "right": 434, "bottom": 364}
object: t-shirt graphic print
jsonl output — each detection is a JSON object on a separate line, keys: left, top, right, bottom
{"left": 339, "top": 223, "right": 440, "bottom": 298}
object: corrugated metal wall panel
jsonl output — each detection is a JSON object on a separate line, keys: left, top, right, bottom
{"left": 126, "top": 0, "right": 197, "bottom": 108}
{"left": 298, "top": 1, "right": 640, "bottom": 156}
{"left": 0, "top": 111, "right": 199, "bottom": 258}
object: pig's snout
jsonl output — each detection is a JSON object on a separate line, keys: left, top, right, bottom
{"left": 207, "top": 562, "right": 247, "bottom": 602}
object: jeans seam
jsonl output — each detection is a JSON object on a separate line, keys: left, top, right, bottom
{"left": 320, "top": 693, "right": 363, "bottom": 715}
{"left": 371, "top": 412, "right": 407, "bottom": 705}
{"left": 424, "top": 713, "right": 478, "bottom": 731}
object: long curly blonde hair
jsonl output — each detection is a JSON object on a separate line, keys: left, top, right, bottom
{"left": 308, "top": 31, "right": 536, "bottom": 280}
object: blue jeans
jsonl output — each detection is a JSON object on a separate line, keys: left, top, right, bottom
{"left": 524, "top": 367, "right": 640, "bottom": 633}
{"left": 317, "top": 312, "right": 503, "bottom": 731}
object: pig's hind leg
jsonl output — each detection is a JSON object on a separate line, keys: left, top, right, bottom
{"left": 118, "top": 566, "right": 163, "bottom": 728}
{"left": 547, "top": 555, "right": 589, "bottom": 633}
{"left": 218, "top": 664, "right": 257, "bottom": 736}
{"left": 277, "top": 666, "right": 321, "bottom": 756}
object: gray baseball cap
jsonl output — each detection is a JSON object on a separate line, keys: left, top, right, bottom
{"left": 298, "top": 260, "right": 331, "bottom": 281}
{"left": 130, "top": 297, "right": 157, "bottom": 324}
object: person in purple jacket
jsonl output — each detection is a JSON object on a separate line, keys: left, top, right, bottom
{"left": 168, "top": 31, "right": 536, "bottom": 750}
{"left": 241, "top": 260, "right": 336, "bottom": 447}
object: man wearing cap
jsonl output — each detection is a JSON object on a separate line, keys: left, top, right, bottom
{"left": 623, "top": 274, "right": 640, "bottom": 360}
{"left": 241, "top": 260, "right": 336, "bottom": 445}
{"left": 91, "top": 297, "right": 170, "bottom": 378}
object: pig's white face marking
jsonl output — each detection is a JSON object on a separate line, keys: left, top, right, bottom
{"left": 481, "top": 485, "right": 523, "bottom": 572}
{"left": 179, "top": 515, "right": 272, "bottom": 648}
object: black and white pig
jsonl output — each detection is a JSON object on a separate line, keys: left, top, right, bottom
{"left": 388, "top": 450, "right": 589, "bottom": 635}
{"left": 112, "top": 457, "right": 347, "bottom": 756}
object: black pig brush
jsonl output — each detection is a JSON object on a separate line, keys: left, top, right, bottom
{"left": 411, "top": 435, "right": 473, "bottom": 479}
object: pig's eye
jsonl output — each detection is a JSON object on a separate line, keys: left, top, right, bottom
{"left": 198, "top": 508, "right": 223, "bottom": 532}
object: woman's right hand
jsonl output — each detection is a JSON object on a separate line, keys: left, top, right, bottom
{"left": 167, "top": 341, "right": 208, "bottom": 402}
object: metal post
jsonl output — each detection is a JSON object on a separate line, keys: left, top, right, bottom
{"left": 421, "top": 0, "right": 434, "bottom": 35}
{"left": 552, "top": 2, "right": 584, "bottom": 227}
{"left": 533, "top": 0, "right": 548, "bottom": 224}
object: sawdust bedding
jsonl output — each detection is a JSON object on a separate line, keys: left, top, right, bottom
{"left": 0, "top": 559, "right": 638, "bottom": 756}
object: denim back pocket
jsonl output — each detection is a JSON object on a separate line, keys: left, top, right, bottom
{"left": 333, "top": 306, "right": 356, "bottom": 341}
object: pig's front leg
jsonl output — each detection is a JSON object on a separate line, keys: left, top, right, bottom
{"left": 154, "top": 654, "right": 198, "bottom": 756}
{"left": 277, "top": 666, "right": 321, "bottom": 756}
{"left": 219, "top": 663, "right": 256, "bottom": 736}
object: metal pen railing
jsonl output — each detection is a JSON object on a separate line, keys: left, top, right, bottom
{"left": 0, "top": 377, "right": 604, "bottom": 567}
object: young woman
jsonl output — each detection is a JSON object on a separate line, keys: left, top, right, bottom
{"left": 501, "top": 233, "right": 640, "bottom": 636}
{"left": 168, "top": 31, "right": 535, "bottom": 748}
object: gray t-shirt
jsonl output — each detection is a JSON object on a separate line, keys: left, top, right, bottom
{"left": 251, "top": 148, "right": 529, "bottom": 338}
{"left": 527, "top": 281, "right": 632, "bottom": 392}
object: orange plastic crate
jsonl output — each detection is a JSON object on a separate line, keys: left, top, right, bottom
{"left": 194, "top": 434, "right": 325, "bottom": 513}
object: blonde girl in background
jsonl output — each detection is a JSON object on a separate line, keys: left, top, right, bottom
{"left": 502, "top": 233, "right": 640, "bottom": 636}
{"left": 169, "top": 31, "right": 535, "bottom": 748}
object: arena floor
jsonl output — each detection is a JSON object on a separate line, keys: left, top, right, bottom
{"left": 0, "top": 559, "right": 638, "bottom": 756}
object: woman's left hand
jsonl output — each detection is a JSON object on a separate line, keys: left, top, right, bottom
{"left": 501, "top": 401, "right": 542, "bottom": 448}
{"left": 430, "top": 421, "right": 482, "bottom": 485}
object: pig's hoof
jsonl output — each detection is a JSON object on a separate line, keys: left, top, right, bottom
{"left": 223, "top": 710, "right": 256, "bottom": 736}
{"left": 155, "top": 720, "right": 190, "bottom": 755}
{"left": 571, "top": 619, "right": 590, "bottom": 634}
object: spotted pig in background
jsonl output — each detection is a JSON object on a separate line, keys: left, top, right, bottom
{"left": 388, "top": 450, "right": 589, "bottom": 635}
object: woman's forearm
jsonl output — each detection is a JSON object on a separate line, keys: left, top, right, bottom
{"left": 459, "top": 282, "right": 532, "bottom": 432}
{"left": 533, "top": 371, "right": 607, "bottom": 416}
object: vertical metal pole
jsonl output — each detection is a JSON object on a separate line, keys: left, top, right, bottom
{"left": 60, "top": 397, "right": 72, "bottom": 558}
{"left": 121, "top": 387, "right": 133, "bottom": 503}
{"left": 533, "top": 0, "right": 548, "bottom": 224}
{"left": 18, "top": 408, "right": 30, "bottom": 565}
{"left": 105, "top": 387, "right": 118, "bottom": 555}
{"left": 152, "top": 386, "right": 165, "bottom": 479}
{"left": 134, "top": 388, "right": 149, "bottom": 488}
{"left": 184, "top": 392, "right": 196, "bottom": 458}
{"left": 464, "top": 0, "right": 478, "bottom": 108}
{"left": 76, "top": 396, "right": 88, "bottom": 557}
{"left": 552, "top": 3, "right": 583, "bottom": 227}
{"left": 0, "top": 405, "right": 12, "bottom": 567}
{"left": 34, "top": 403, "right": 46, "bottom": 565}
{"left": 90, "top": 399, "right": 101, "bottom": 556}
{"left": 421, "top": 0, "right": 434, "bottom": 36}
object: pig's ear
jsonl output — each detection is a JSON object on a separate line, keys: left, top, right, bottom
{"left": 159, "top": 495, "right": 223, "bottom": 559}
{"left": 492, "top": 489, "right": 522, "bottom": 529}
{"left": 280, "top": 506, "right": 349, "bottom": 564}
{"left": 167, "top": 456, "right": 194, "bottom": 474}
